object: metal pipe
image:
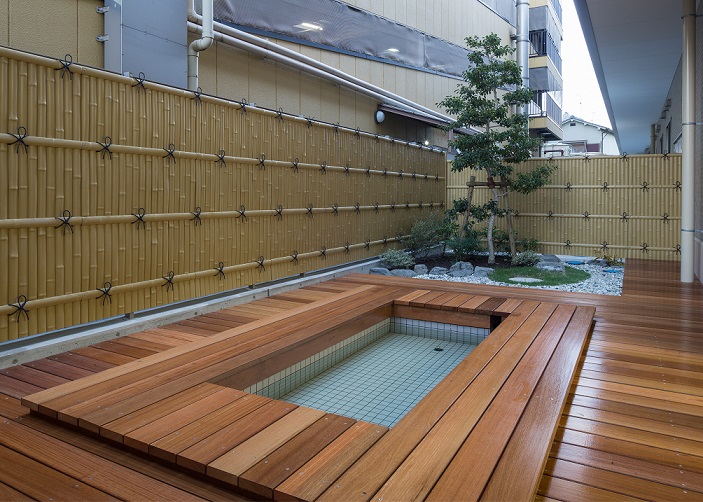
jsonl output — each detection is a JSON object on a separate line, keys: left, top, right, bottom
{"left": 681, "top": 0, "right": 695, "bottom": 282}
{"left": 187, "top": 0, "right": 214, "bottom": 90}
{"left": 186, "top": 0, "right": 454, "bottom": 124}
{"left": 516, "top": 0, "right": 530, "bottom": 120}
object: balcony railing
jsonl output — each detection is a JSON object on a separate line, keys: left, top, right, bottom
{"left": 529, "top": 29, "right": 562, "bottom": 75}
{"left": 528, "top": 93, "right": 562, "bottom": 125}
{"left": 549, "top": 0, "right": 562, "bottom": 24}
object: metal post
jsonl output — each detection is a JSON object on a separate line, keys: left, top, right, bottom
{"left": 681, "top": 0, "right": 695, "bottom": 282}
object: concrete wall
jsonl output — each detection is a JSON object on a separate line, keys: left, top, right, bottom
{"left": 0, "top": 0, "right": 104, "bottom": 68}
{"left": 654, "top": 58, "right": 683, "bottom": 154}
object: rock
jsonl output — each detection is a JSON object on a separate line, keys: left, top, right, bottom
{"left": 391, "top": 269, "right": 417, "bottom": 278}
{"left": 449, "top": 261, "right": 474, "bottom": 274}
{"left": 539, "top": 254, "right": 561, "bottom": 263}
{"left": 510, "top": 277, "right": 543, "bottom": 283}
{"left": 429, "top": 267, "right": 449, "bottom": 276}
{"left": 370, "top": 267, "right": 391, "bottom": 276}
{"left": 537, "top": 254, "right": 565, "bottom": 272}
{"left": 413, "top": 264, "right": 428, "bottom": 275}
{"left": 473, "top": 266, "right": 494, "bottom": 277}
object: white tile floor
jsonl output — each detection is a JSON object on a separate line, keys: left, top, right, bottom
{"left": 279, "top": 333, "right": 476, "bottom": 427}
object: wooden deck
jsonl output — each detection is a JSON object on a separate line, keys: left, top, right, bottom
{"left": 1, "top": 259, "right": 702, "bottom": 500}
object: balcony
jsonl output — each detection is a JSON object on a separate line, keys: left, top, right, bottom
{"left": 549, "top": 0, "right": 562, "bottom": 24}
{"left": 529, "top": 29, "right": 562, "bottom": 75}
{"left": 529, "top": 92, "right": 563, "bottom": 140}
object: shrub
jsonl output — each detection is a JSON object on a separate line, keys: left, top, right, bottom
{"left": 379, "top": 249, "right": 415, "bottom": 269}
{"left": 518, "top": 237, "right": 541, "bottom": 252}
{"left": 447, "top": 230, "right": 484, "bottom": 261}
{"left": 511, "top": 250, "right": 540, "bottom": 267}
{"left": 405, "top": 211, "right": 455, "bottom": 259}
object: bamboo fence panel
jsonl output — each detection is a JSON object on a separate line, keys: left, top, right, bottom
{"left": 447, "top": 154, "right": 682, "bottom": 260}
{"left": 0, "top": 47, "right": 445, "bottom": 342}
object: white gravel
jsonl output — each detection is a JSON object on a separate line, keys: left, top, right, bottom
{"left": 414, "top": 258, "right": 624, "bottom": 296}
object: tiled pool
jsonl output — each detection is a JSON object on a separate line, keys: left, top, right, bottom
{"left": 245, "top": 318, "right": 489, "bottom": 427}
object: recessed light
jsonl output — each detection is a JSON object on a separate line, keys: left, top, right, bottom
{"left": 297, "top": 22, "right": 323, "bottom": 31}
{"left": 387, "top": 48, "right": 400, "bottom": 53}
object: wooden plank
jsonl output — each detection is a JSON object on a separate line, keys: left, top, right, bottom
{"left": 457, "top": 295, "right": 492, "bottom": 313}
{"left": 480, "top": 306, "right": 595, "bottom": 501}
{"left": 239, "top": 414, "right": 356, "bottom": 499}
{"left": 440, "top": 293, "right": 475, "bottom": 311}
{"left": 0, "top": 365, "right": 71, "bottom": 389}
{"left": 0, "top": 375, "right": 43, "bottom": 399}
{"left": 207, "top": 407, "right": 327, "bottom": 486}
{"left": 23, "top": 358, "right": 95, "bottom": 380}
{"left": 0, "top": 482, "right": 33, "bottom": 501}
{"left": 423, "top": 292, "right": 462, "bottom": 310}
{"left": 393, "top": 289, "right": 431, "bottom": 306}
{"left": 47, "top": 351, "right": 117, "bottom": 372}
{"left": 123, "top": 387, "right": 247, "bottom": 451}
{"left": 274, "top": 421, "right": 388, "bottom": 502}
{"left": 426, "top": 304, "right": 578, "bottom": 501}
{"left": 392, "top": 304, "right": 491, "bottom": 328}
{"left": 148, "top": 394, "right": 271, "bottom": 463}
{"left": 408, "top": 290, "right": 447, "bottom": 308}
{"left": 493, "top": 297, "right": 523, "bottom": 316}
{"left": 177, "top": 399, "right": 298, "bottom": 473}
{"left": 474, "top": 296, "right": 508, "bottom": 315}
{"left": 538, "top": 475, "right": 642, "bottom": 501}
{"left": 316, "top": 300, "right": 541, "bottom": 502}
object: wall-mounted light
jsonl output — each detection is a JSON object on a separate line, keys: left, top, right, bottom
{"left": 295, "top": 22, "right": 323, "bottom": 31}
{"left": 374, "top": 110, "right": 385, "bottom": 124}
{"left": 424, "top": 139, "right": 429, "bottom": 146}
{"left": 387, "top": 48, "right": 400, "bottom": 53}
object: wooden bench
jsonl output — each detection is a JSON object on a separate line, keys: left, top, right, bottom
{"left": 22, "top": 280, "right": 594, "bottom": 501}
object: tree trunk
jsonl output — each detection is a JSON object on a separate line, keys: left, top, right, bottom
{"left": 487, "top": 176, "right": 498, "bottom": 265}
{"left": 461, "top": 175, "right": 476, "bottom": 239}
{"left": 501, "top": 176, "right": 518, "bottom": 257}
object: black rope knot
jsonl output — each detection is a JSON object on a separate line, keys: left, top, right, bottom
{"left": 641, "top": 181, "right": 649, "bottom": 192}
{"left": 239, "top": 98, "right": 248, "bottom": 113}
{"left": 674, "top": 181, "right": 682, "bottom": 191}
{"left": 429, "top": 202, "right": 435, "bottom": 209}
{"left": 412, "top": 172, "right": 417, "bottom": 179}
{"left": 131, "top": 208, "right": 146, "bottom": 229}
{"left": 398, "top": 170, "right": 404, "bottom": 178}
{"left": 583, "top": 155, "right": 591, "bottom": 162}
{"left": 382, "top": 236, "right": 388, "bottom": 246}
{"left": 344, "top": 242, "right": 350, "bottom": 254}
{"left": 193, "top": 86, "right": 202, "bottom": 104}
{"left": 366, "top": 166, "right": 371, "bottom": 177}
{"left": 621, "top": 212, "right": 629, "bottom": 222}
{"left": 8, "top": 295, "right": 29, "bottom": 323}
{"left": 291, "top": 158, "right": 299, "bottom": 173}
{"left": 641, "top": 243, "right": 649, "bottom": 254}
{"left": 364, "top": 240, "right": 370, "bottom": 250}
{"left": 237, "top": 205, "right": 247, "bottom": 222}
{"left": 674, "top": 244, "right": 682, "bottom": 255}
{"left": 258, "top": 153, "right": 266, "bottom": 170}
{"left": 621, "top": 152, "right": 629, "bottom": 161}
{"left": 564, "top": 240, "right": 572, "bottom": 249}
{"left": 255, "top": 256, "right": 266, "bottom": 272}
{"left": 191, "top": 207, "right": 202, "bottom": 226}
{"left": 306, "top": 204, "right": 314, "bottom": 218}
{"left": 547, "top": 210, "right": 554, "bottom": 219}
{"left": 390, "top": 203, "right": 396, "bottom": 212}
{"left": 355, "top": 127, "right": 361, "bottom": 137}
{"left": 382, "top": 169, "right": 388, "bottom": 177}
{"left": 354, "top": 203, "right": 361, "bottom": 215}
{"left": 275, "top": 205, "right": 284, "bottom": 220}
{"left": 162, "top": 271, "right": 175, "bottom": 292}
{"left": 662, "top": 213, "right": 670, "bottom": 223}
{"left": 277, "top": 107, "right": 284, "bottom": 121}
{"left": 405, "top": 202, "right": 411, "bottom": 210}
{"left": 319, "top": 161, "right": 327, "bottom": 174}
{"left": 344, "top": 163, "right": 350, "bottom": 175}
{"left": 319, "top": 246, "right": 327, "bottom": 259}
{"left": 97, "top": 136, "right": 112, "bottom": 160}
{"left": 662, "top": 152, "right": 669, "bottom": 159}
{"left": 583, "top": 211, "right": 590, "bottom": 219}
{"left": 306, "top": 116, "right": 314, "bottom": 128}
{"left": 332, "top": 204, "right": 339, "bottom": 216}
{"left": 57, "top": 54, "right": 73, "bottom": 79}
{"left": 216, "top": 149, "right": 226, "bottom": 166}
{"left": 424, "top": 173, "right": 429, "bottom": 181}
{"left": 601, "top": 241, "right": 609, "bottom": 251}
{"left": 374, "top": 133, "right": 379, "bottom": 143}
{"left": 163, "top": 143, "right": 176, "bottom": 164}
{"left": 334, "top": 123, "right": 340, "bottom": 134}
{"left": 55, "top": 209, "right": 74, "bottom": 234}
{"left": 132, "top": 72, "right": 146, "bottom": 93}
{"left": 373, "top": 203, "right": 379, "bottom": 213}
{"left": 9, "top": 126, "right": 28, "bottom": 153}
{"left": 291, "top": 251, "right": 299, "bottom": 264}
{"left": 97, "top": 282, "right": 112, "bottom": 305}
{"left": 602, "top": 182, "right": 609, "bottom": 192}
{"left": 214, "top": 262, "right": 226, "bottom": 280}
{"left": 435, "top": 175, "right": 440, "bottom": 182}
{"left": 565, "top": 182, "right": 572, "bottom": 192}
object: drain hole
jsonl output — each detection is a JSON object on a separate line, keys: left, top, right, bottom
{"left": 434, "top": 347, "right": 444, "bottom": 352}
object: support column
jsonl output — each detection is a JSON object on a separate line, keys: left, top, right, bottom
{"left": 681, "top": 0, "right": 695, "bottom": 282}
{"left": 516, "top": 0, "right": 530, "bottom": 123}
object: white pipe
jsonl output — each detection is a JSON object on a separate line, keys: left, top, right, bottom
{"left": 187, "top": 0, "right": 214, "bottom": 90}
{"left": 186, "top": 0, "right": 453, "bottom": 124}
{"left": 516, "top": 0, "right": 530, "bottom": 120}
{"left": 681, "top": 0, "right": 695, "bottom": 282}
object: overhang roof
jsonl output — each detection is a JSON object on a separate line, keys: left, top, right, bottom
{"left": 574, "top": 0, "right": 683, "bottom": 153}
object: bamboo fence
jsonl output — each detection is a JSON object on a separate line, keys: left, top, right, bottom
{"left": 0, "top": 47, "right": 446, "bottom": 342}
{"left": 447, "top": 154, "right": 682, "bottom": 260}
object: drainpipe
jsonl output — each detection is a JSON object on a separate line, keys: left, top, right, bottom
{"left": 516, "top": 0, "right": 530, "bottom": 122}
{"left": 185, "top": 0, "right": 453, "bottom": 125}
{"left": 650, "top": 124, "right": 656, "bottom": 153}
{"left": 681, "top": 0, "right": 695, "bottom": 282}
{"left": 187, "top": 0, "right": 214, "bottom": 91}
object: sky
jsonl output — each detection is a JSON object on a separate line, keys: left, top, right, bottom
{"left": 560, "top": 0, "right": 611, "bottom": 128}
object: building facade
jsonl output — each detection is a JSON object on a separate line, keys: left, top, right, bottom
{"left": 541, "top": 115, "right": 618, "bottom": 156}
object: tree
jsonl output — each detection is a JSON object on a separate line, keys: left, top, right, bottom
{"left": 440, "top": 34, "right": 554, "bottom": 264}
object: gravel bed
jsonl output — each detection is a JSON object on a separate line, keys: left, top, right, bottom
{"left": 414, "top": 263, "right": 624, "bottom": 296}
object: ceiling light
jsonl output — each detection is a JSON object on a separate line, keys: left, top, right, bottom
{"left": 297, "top": 22, "right": 323, "bottom": 31}
{"left": 387, "top": 48, "right": 400, "bottom": 53}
